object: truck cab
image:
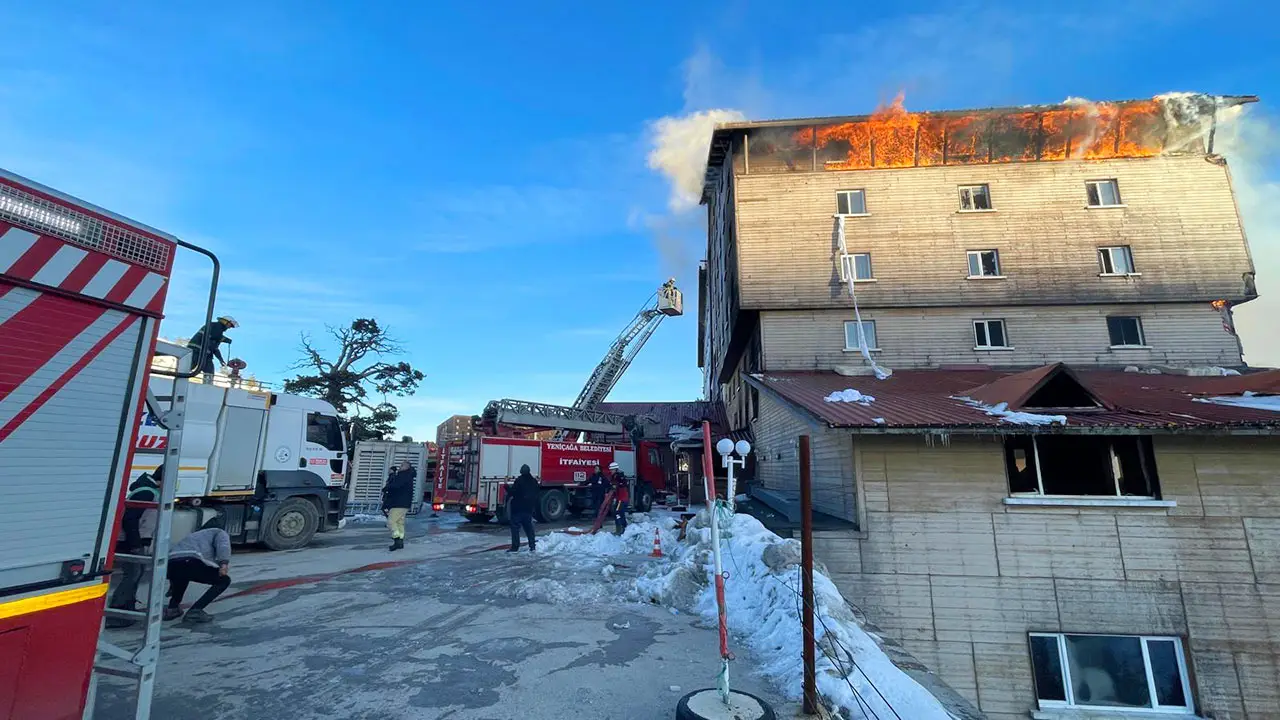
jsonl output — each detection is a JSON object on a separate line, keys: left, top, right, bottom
{"left": 135, "top": 341, "right": 348, "bottom": 549}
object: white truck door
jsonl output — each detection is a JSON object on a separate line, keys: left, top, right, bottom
{"left": 301, "top": 411, "right": 346, "bottom": 487}
{"left": 262, "top": 406, "right": 306, "bottom": 475}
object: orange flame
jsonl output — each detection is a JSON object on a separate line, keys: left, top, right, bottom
{"left": 784, "top": 93, "right": 1168, "bottom": 171}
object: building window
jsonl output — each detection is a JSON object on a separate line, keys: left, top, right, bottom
{"left": 967, "top": 250, "right": 1002, "bottom": 278}
{"left": 1005, "top": 436, "right": 1159, "bottom": 498}
{"left": 844, "top": 320, "right": 878, "bottom": 351}
{"left": 1029, "top": 633, "right": 1193, "bottom": 713}
{"left": 840, "top": 253, "right": 874, "bottom": 282}
{"left": 836, "top": 189, "right": 867, "bottom": 215}
{"left": 973, "top": 319, "right": 1009, "bottom": 349}
{"left": 1086, "top": 179, "right": 1123, "bottom": 207}
{"left": 958, "top": 184, "right": 992, "bottom": 211}
{"left": 1098, "top": 246, "right": 1136, "bottom": 275}
{"left": 1107, "top": 316, "right": 1145, "bottom": 347}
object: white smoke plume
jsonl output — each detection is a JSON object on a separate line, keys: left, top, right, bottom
{"left": 646, "top": 108, "right": 747, "bottom": 211}
{"left": 1212, "top": 104, "right": 1280, "bottom": 367}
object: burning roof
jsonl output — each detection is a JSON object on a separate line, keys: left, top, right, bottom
{"left": 700, "top": 93, "right": 1258, "bottom": 203}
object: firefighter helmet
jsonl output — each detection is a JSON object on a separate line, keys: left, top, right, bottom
{"left": 218, "top": 315, "right": 239, "bottom": 328}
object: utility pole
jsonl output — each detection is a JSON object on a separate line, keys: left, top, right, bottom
{"left": 800, "top": 434, "right": 818, "bottom": 714}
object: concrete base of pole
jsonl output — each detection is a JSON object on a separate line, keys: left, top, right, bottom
{"left": 675, "top": 689, "right": 777, "bottom": 720}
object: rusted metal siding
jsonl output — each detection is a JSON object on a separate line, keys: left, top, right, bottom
{"left": 806, "top": 434, "right": 1280, "bottom": 719}
{"left": 760, "top": 303, "right": 1243, "bottom": 371}
{"left": 733, "top": 154, "right": 1255, "bottom": 311}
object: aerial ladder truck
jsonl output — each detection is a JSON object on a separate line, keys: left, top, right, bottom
{"left": 432, "top": 280, "right": 683, "bottom": 522}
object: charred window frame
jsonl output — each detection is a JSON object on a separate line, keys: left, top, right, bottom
{"left": 958, "top": 184, "right": 993, "bottom": 211}
{"left": 1005, "top": 435, "right": 1160, "bottom": 498}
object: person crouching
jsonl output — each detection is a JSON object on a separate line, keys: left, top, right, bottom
{"left": 164, "top": 527, "right": 232, "bottom": 623}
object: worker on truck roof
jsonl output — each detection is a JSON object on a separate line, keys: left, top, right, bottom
{"left": 187, "top": 315, "right": 238, "bottom": 377}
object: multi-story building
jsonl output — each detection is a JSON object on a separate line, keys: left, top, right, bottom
{"left": 700, "top": 94, "right": 1280, "bottom": 719}
{"left": 435, "top": 414, "right": 472, "bottom": 445}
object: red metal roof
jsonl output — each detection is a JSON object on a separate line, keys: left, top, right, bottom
{"left": 748, "top": 367, "right": 1280, "bottom": 433}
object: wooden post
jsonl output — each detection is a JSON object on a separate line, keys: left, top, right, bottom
{"left": 799, "top": 435, "right": 818, "bottom": 714}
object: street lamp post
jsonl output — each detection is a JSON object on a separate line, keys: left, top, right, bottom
{"left": 715, "top": 438, "right": 752, "bottom": 512}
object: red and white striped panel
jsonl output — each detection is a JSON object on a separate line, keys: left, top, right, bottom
{"left": 0, "top": 221, "right": 168, "bottom": 314}
{"left": 0, "top": 282, "right": 142, "bottom": 442}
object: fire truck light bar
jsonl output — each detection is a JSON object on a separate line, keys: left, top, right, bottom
{"left": 0, "top": 192, "right": 83, "bottom": 236}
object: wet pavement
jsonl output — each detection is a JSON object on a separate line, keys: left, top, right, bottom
{"left": 92, "top": 514, "right": 795, "bottom": 719}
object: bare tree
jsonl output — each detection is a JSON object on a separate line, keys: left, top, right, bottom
{"left": 284, "top": 319, "right": 424, "bottom": 442}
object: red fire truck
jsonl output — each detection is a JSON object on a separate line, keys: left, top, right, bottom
{"left": 436, "top": 435, "right": 667, "bottom": 523}
{"left": 0, "top": 168, "right": 210, "bottom": 719}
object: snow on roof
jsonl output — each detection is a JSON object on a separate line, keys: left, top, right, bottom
{"left": 953, "top": 397, "right": 1067, "bottom": 426}
{"left": 824, "top": 389, "right": 875, "bottom": 405}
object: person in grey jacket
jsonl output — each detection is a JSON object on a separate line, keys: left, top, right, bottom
{"left": 164, "top": 527, "right": 232, "bottom": 623}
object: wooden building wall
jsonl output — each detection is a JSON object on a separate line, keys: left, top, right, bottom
{"left": 761, "top": 303, "right": 1243, "bottom": 371}
{"left": 731, "top": 154, "right": 1255, "bottom": 311}
{"left": 751, "top": 392, "right": 856, "bottom": 521}
{"left": 802, "top": 433, "right": 1280, "bottom": 719}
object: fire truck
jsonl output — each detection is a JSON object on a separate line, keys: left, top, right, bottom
{"left": 436, "top": 433, "right": 667, "bottom": 523}
{"left": 0, "top": 168, "right": 213, "bottom": 719}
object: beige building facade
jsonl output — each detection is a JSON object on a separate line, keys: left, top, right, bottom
{"left": 700, "top": 96, "right": 1279, "bottom": 718}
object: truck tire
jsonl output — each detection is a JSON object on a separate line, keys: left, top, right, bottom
{"left": 262, "top": 497, "right": 320, "bottom": 550}
{"left": 635, "top": 484, "right": 655, "bottom": 513}
{"left": 675, "top": 689, "right": 776, "bottom": 720}
{"left": 538, "top": 489, "right": 567, "bottom": 523}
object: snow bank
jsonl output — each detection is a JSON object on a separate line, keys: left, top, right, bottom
{"left": 824, "top": 389, "right": 875, "bottom": 404}
{"left": 540, "top": 512, "right": 953, "bottom": 719}
{"left": 1195, "top": 394, "right": 1280, "bottom": 412}
{"left": 1185, "top": 366, "right": 1243, "bottom": 377}
{"left": 953, "top": 396, "right": 1066, "bottom": 426}
{"left": 344, "top": 514, "right": 388, "bottom": 525}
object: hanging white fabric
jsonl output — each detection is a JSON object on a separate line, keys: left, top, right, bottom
{"left": 836, "top": 214, "right": 892, "bottom": 380}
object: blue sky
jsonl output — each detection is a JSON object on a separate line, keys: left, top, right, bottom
{"left": 2, "top": 0, "right": 1277, "bottom": 441}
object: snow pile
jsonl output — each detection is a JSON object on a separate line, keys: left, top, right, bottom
{"left": 540, "top": 512, "right": 953, "bottom": 719}
{"left": 824, "top": 389, "right": 876, "bottom": 404}
{"left": 669, "top": 425, "right": 702, "bottom": 442}
{"left": 344, "top": 514, "right": 389, "bottom": 524}
{"left": 953, "top": 396, "right": 1067, "bottom": 426}
{"left": 1194, "top": 394, "right": 1280, "bottom": 412}
{"left": 1185, "top": 366, "right": 1243, "bottom": 377}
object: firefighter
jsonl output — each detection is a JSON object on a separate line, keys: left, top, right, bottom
{"left": 506, "top": 464, "right": 539, "bottom": 553}
{"left": 609, "top": 461, "right": 630, "bottom": 535}
{"left": 164, "top": 527, "right": 232, "bottom": 624}
{"left": 105, "top": 465, "right": 163, "bottom": 628}
{"left": 586, "top": 464, "right": 608, "bottom": 516}
{"left": 187, "top": 315, "right": 238, "bottom": 377}
{"left": 382, "top": 460, "right": 415, "bottom": 551}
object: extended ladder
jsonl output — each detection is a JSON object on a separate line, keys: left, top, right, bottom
{"left": 84, "top": 344, "right": 192, "bottom": 720}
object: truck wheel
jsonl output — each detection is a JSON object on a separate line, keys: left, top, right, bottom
{"left": 262, "top": 497, "right": 320, "bottom": 550}
{"left": 675, "top": 689, "right": 776, "bottom": 720}
{"left": 538, "top": 489, "right": 567, "bottom": 523}
{"left": 635, "top": 485, "right": 654, "bottom": 513}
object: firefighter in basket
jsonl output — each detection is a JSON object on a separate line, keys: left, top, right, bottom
{"left": 187, "top": 315, "right": 238, "bottom": 378}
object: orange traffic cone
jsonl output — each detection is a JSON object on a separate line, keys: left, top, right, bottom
{"left": 650, "top": 528, "right": 663, "bottom": 558}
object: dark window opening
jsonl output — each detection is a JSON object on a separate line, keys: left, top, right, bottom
{"left": 1107, "top": 316, "right": 1145, "bottom": 347}
{"left": 1024, "top": 372, "right": 1101, "bottom": 409}
{"left": 750, "top": 387, "right": 760, "bottom": 422}
{"left": 306, "top": 413, "right": 345, "bottom": 451}
{"left": 1004, "top": 435, "right": 1159, "bottom": 498}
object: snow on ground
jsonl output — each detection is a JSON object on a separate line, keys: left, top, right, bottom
{"left": 824, "top": 389, "right": 875, "bottom": 404}
{"left": 1195, "top": 394, "right": 1280, "bottom": 411}
{"left": 534, "top": 510, "right": 954, "bottom": 720}
{"left": 953, "top": 396, "right": 1067, "bottom": 425}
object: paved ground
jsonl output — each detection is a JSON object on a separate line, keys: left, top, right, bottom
{"left": 93, "top": 514, "right": 796, "bottom": 719}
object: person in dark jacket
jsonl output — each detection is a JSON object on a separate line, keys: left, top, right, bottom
{"left": 106, "top": 465, "right": 163, "bottom": 628}
{"left": 187, "top": 315, "right": 238, "bottom": 376}
{"left": 585, "top": 464, "right": 608, "bottom": 516}
{"left": 609, "top": 462, "right": 630, "bottom": 535}
{"left": 382, "top": 460, "right": 415, "bottom": 551}
{"left": 506, "top": 464, "right": 539, "bottom": 552}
